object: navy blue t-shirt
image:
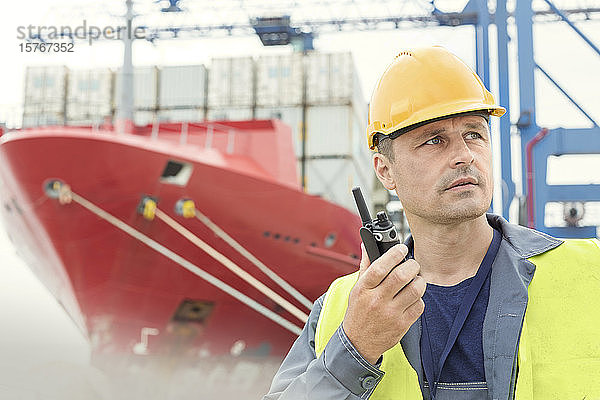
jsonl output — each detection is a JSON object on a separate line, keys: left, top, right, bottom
{"left": 422, "top": 273, "right": 491, "bottom": 383}
{"left": 419, "top": 228, "right": 499, "bottom": 388}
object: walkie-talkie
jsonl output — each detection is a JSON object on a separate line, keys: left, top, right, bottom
{"left": 352, "top": 186, "right": 401, "bottom": 262}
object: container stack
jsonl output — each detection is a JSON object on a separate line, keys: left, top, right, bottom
{"left": 255, "top": 52, "right": 371, "bottom": 211}
{"left": 206, "top": 57, "right": 255, "bottom": 121}
{"left": 254, "top": 53, "right": 304, "bottom": 157}
{"left": 20, "top": 52, "right": 373, "bottom": 212}
{"left": 303, "top": 52, "right": 371, "bottom": 212}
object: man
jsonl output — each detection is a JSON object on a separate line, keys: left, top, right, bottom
{"left": 263, "top": 46, "right": 600, "bottom": 399}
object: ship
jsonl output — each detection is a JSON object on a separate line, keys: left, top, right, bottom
{"left": 0, "top": 119, "right": 364, "bottom": 399}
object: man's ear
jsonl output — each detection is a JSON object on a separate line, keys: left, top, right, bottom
{"left": 373, "top": 153, "right": 396, "bottom": 191}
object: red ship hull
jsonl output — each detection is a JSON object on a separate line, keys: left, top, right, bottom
{"left": 0, "top": 120, "right": 362, "bottom": 398}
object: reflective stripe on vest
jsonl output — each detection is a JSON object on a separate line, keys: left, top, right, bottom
{"left": 314, "top": 238, "right": 600, "bottom": 399}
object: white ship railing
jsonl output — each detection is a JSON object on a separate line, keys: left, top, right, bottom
{"left": 150, "top": 118, "right": 240, "bottom": 154}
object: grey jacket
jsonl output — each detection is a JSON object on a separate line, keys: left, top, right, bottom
{"left": 263, "top": 214, "right": 563, "bottom": 400}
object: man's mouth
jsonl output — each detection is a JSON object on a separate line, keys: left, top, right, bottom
{"left": 445, "top": 177, "right": 478, "bottom": 190}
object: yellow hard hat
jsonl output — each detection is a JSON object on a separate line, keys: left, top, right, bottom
{"left": 367, "top": 46, "right": 506, "bottom": 150}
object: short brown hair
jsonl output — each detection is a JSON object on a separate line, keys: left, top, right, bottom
{"left": 376, "top": 135, "right": 395, "bottom": 162}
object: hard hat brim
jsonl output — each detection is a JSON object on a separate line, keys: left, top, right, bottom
{"left": 369, "top": 103, "right": 506, "bottom": 150}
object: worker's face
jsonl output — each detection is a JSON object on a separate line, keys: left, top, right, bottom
{"left": 373, "top": 115, "right": 493, "bottom": 224}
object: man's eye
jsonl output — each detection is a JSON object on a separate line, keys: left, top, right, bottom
{"left": 466, "top": 132, "right": 482, "bottom": 139}
{"left": 424, "top": 137, "right": 442, "bottom": 145}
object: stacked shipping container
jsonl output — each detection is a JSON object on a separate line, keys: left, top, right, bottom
{"left": 253, "top": 52, "right": 371, "bottom": 211}
{"left": 158, "top": 65, "right": 206, "bottom": 123}
{"left": 23, "top": 66, "right": 68, "bottom": 127}
{"left": 206, "top": 57, "right": 254, "bottom": 121}
{"left": 67, "top": 68, "right": 113, "bottom": 125}
{"left": 114, "top": 66, "right": 159, "bottom": 126}
{"left": 21, "top": 52, "right": 373, "bottom": 211}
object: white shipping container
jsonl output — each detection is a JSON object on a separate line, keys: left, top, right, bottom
{"left": 256, "top": 54, "right": 303, "bottom": 107}
{"left": 208, "top": 57, "right": 254, "bottom": 107}
{"left": 22, "top": 112, "right": 64, "bottom": 128}
{"left": 306, "top": 53, "right": 356, "bottom": 106}
{"left": 329, "top": 53, "right": 354, "bottom": 103}
{"left": 255, "top": 106, "right": 304, "bottom": 158}
{"left": 66, "top": 98, "right": 111, "bottom": 120}
{"left": 24, "top": 95, "right": 66, "bottom": 109}
{"left": 67, "top": 69, "right": 113, "bottom": 106}
{"left": 158, "top": 109, "right": 204, "bottom": 122}
{"left": 43, "top": 101, "right": 66, "bottom": 114}
{"left": 66, "top": 102, "right": 111, "bottom": 124}
{"left": 206, "top": 107, "right": 253, "bottom": 121}
{"left": 66, "top": 103, "right": 84, "bottom": 121}
{"left": 23, "top": 99, "right": 65, "bottom": 118}
{"left": 23, "top": 102, "right": 43, "bottom": 116}
{"left": 22, "top": 104, "right": 43, "bottom": 127}
{"left": 303, "top": 158, "right": 373, "bottom": 212}
{"left": 24, "top": 66, "right": 68, "bottom": 102}
{"left": 351, "top": 67, "right": 367, "bottom": 117}
{"left": 115, "top": 67, "right": 158, "bottom": 109}
{"left": 305, "top": 105, "right": 370, "bottom": 158}
{"left": 159, "top": 65, "right": 207, "bottom": 108}
{"left": 22, "top": 114, "right": 40, "bottom": 128}
{"left": 256, "top": 104, "right": 371, "bottom": 164}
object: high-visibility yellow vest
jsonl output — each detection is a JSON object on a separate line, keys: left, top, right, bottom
{"left": 314, "top": 239, "right": 600, "bottom": 399}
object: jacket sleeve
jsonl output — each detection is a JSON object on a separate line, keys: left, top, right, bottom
{"left": 262, "top": 294, "right": 385, "bottom": 400}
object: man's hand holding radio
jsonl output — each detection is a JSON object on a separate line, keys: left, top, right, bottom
{"left": 342, "top": 243, "right": 427, "bottom": 365}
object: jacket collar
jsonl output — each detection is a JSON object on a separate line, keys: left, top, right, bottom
{"left": 485, "top": 213, "right": 563, "bottom": 258}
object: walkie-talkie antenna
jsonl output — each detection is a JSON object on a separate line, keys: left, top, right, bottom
{"left": 352, "top": 187, "right": 372, "bottom": 226}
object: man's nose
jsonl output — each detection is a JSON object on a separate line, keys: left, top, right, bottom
{"left": 448, "top": 139, "right": 475, "bottom": 168}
